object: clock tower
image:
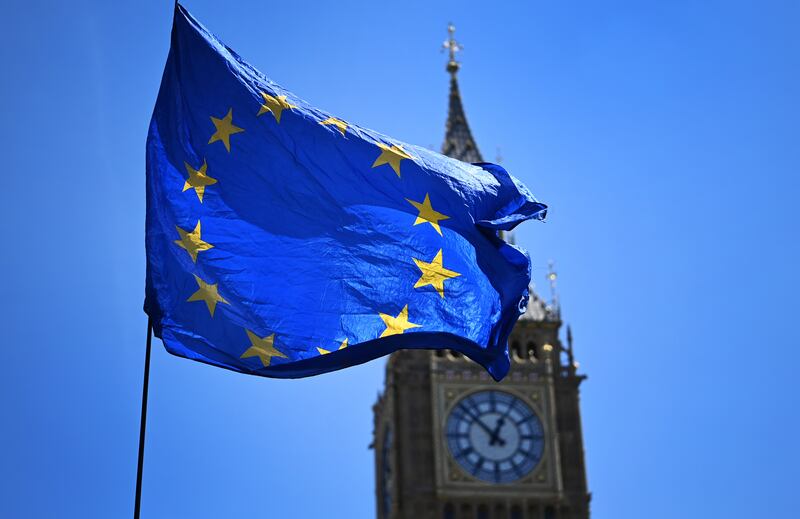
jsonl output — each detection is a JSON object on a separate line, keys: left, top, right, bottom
{"left": 371, "top": 26, "right": 590, "bottom": 519}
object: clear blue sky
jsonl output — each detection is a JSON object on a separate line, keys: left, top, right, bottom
{"left": 1, "top": 0, "right": 798, "bottom": 517}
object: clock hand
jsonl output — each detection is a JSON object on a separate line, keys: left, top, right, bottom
{"left": 489, "top": 405, "right": 516, "bottom": 446}
{"left": 458, "top": 404, "right": 497, "bottom": 439}
{"left": 488, "top": 418, "right": 505, "bottom": 446}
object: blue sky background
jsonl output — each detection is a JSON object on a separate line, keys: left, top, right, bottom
{"left": 1, "top": 0, "right": 798, "bottom": 517}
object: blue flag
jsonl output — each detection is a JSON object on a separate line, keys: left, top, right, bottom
{"left": 145, "top": 4, "right": 547, "bottom": 381}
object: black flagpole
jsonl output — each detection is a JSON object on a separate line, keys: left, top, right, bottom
{"left": 134, "top": 4, "right": 175, "bottom": 516}
{"left": 134, "top": 317, "right": 153, "bottom": 519}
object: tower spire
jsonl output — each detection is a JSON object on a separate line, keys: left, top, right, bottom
{"left": 441, "top": 23, "right": 483, "bottom": 163}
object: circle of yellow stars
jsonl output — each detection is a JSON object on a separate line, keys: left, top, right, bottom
{"left": 173, "top": 91, "right": 463, "bottom": 369}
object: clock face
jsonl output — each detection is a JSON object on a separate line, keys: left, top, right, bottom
{"left": 445, "top": 390, "right": 545, "bottom": 484}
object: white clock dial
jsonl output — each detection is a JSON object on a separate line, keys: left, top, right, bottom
{"left": 445, "top": 390, "right": 544, "bottom": 483}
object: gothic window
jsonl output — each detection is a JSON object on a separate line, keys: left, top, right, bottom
{"left": 511, "top": 340, "right": 521, "bottom": 360}
{"left": 527, "top": 341, "right": 538, "bottom": 360}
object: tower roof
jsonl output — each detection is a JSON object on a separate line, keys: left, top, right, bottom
{"left": 441, "top": 24, "right": 483, "bottom": 163}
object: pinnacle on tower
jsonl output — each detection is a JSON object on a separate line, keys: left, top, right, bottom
{"left": 441, "top": 24, "right": 483, "bottom": 163}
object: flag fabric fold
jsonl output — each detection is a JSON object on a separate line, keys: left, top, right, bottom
{"left": 145, "top": 4, "right": 547, "bottom": 381}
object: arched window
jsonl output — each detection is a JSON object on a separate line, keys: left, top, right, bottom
{"left": 544, "top": 506, "right": 557, "bottom": 519}
{"left": 443, "top": 503, "right": 455, "bottom": 519}
{"left": 527, "top": 341, "right": 538, "bottom": 360}
{"left": 510, "top": 505, "right": 523, "bottom": 519}
{"left": 477, "top": 504, "right": 489, "bottom": 519}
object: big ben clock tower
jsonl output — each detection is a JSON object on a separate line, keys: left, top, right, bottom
{"left": 371, "top": 26, "right": 590, "bottom": 519}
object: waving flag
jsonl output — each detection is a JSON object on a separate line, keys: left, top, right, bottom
{"left": 145, "top": 4, "right": 547, "bottom": 381}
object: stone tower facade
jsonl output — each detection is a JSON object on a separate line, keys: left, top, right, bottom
{"left": 371, "top": 27, "right": 590, "bottom": 519}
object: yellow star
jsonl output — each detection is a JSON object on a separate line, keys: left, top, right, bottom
{"left": 182, "top": 160, "right": 217, "bottom": 203}
{"left": 405, "top": 193, "right": 450, "bottom": 236}
{"left": 208, "top": 108, "right": 244, "bottom": 152}
{"left": 187, "top": 275, "right": 229, "bottom": 317}
{"left": 240, "top": 330, "right": 287, "bottom": 367}
{"left": 379, "top": 305, "right": 421, "bottom": 338}
{"left": 372, "top": 143, "right": 412, "bottom": 178}
{"left": 174, "top": 221, "right": 213, "bottom": 263}
{"left": 257, "top": 92, "right": 296, "bottom": 123}
{"left": 317, "top": 338, "right": 348, "bottom": 355}
{"left": 320, "top": 117, "right": 348, "bottom": 135}
{"left": 412, "top": 250, "right": 461, "bottom": 298}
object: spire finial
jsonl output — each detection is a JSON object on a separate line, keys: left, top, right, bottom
{"left": 442, "top": 23, "right": 462, "bottom": 75}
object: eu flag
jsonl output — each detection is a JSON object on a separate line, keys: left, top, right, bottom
{"left": 145, "top": 4, "right": 547, "bottom": 381}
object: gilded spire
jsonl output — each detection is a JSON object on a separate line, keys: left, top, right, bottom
{"left": 442, "top": 23, "right": 462, "bottom": 76}
{"left": 441, "top": 23, "right": 483, "bottom": 163}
